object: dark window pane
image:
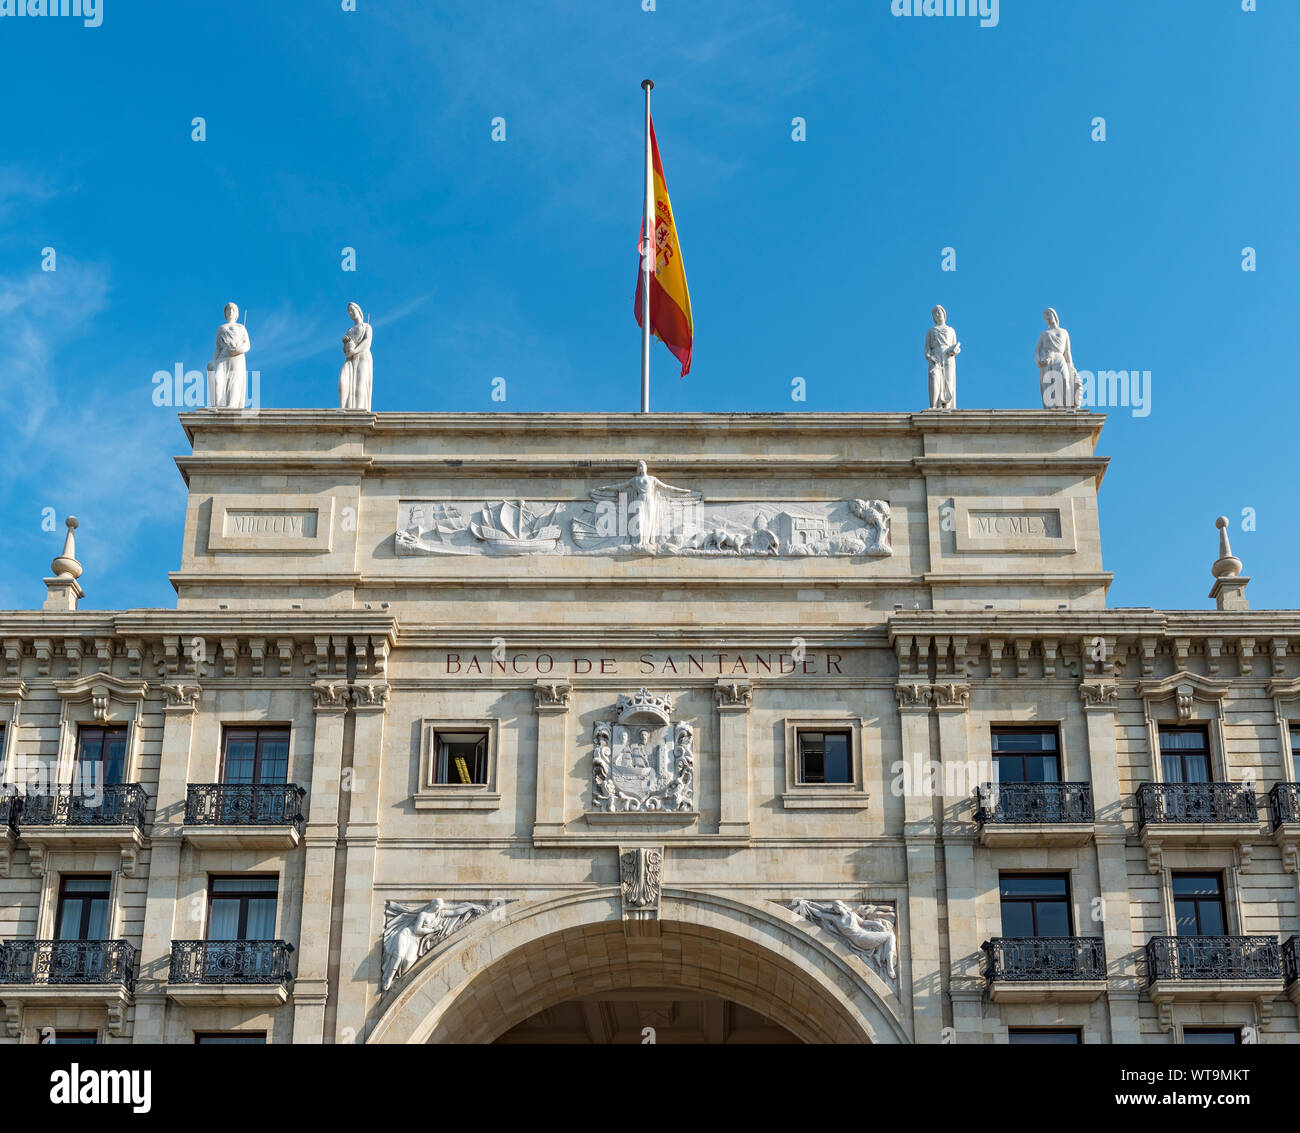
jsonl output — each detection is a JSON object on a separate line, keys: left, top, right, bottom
{"left": 51, "top": 1032, "right": 98, "bottom": 1045}
{"left": 211, "top": 877, "right": 279, "bottom": 895}
{"left": 1023, "top": 753, "right": 1061, "bottom": 783}
{"left": 1172, "top": 875, "right": 1222, "bottom": 898}
{"left": 822, "top": 733, "right": 851, "bottom": 784}
{"left": 992, "top": 730, "right": 1059, "bottom": 753}
{"left": 993, "top": 752, "right": 1026, "bottom": 781}
{"left": 195, "top": 1033, "right": 267, "bottom": 1045}
{"left": 1184, "top": 1029, "right": 1240, "bottom": 1045}
{"left": 1035, "top": 904, "right": 1071, "bottom": 937}
{"left": 1000, "top": 876, "right": 1068, "bottom": 899}
{"left": 1008, "top": 1029, "right": 1081, "bottom": 1045}
{"left": 1000, "top": 903, "right": 1036, "bottom": 937}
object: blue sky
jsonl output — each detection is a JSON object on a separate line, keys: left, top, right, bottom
{"left": 0, "top": 0, "right": 1294, "bottom": 613}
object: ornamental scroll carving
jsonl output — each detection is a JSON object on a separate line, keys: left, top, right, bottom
{"left": 619, "top": 847, "right": 663, "bottom": 911}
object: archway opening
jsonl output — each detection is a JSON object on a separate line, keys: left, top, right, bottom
{"left": 493, "top": 988, "right": 798, "bottom": 1043}
{"left": 423, "top": 917, "right": 872, "bottom": 1044}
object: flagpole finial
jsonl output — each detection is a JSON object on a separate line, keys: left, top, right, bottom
{"left": 642, "top": 78, "right": 654, "bottom": 91}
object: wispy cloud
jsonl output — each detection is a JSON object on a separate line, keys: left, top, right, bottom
{"left": 0, "top": 258, "right": 112, "bottom": 443}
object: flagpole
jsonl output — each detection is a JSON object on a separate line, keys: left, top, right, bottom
{"left": 640, "top": 78, "right": 654, "bottom": 414}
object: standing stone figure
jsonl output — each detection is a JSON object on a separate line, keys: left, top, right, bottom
{"left": 924, "top": 305, "right": 960, "bottom": 409}
{"left": 338, "top": 301, "right": 374, "bottom": 410}
{"left": 1036, "top": 307, "right": 1082, "bottom": 409}
{"left": 206, "top": 302, "right": 251, "bottom": 409}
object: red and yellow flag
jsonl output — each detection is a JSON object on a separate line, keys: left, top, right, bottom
{"left": 634, "top": 116, "right": 693, "bottom": 377}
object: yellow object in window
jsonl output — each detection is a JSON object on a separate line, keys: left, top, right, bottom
{"left": 454, "top": 756, "right": 471, "bottom": 784}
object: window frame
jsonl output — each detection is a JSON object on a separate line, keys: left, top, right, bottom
{"left": 997, "top": 872, "right": 1075, "bottom": 938}
{"left": 781, "top": 717, "right": 867, "bottom": 810}
{"left": 194, "top": 1032, "right": 268, "bottom": 1045}
{"left": 205, "top": 874, "right": 281, "bottom": 941}
{"left": 220, "top": 725, "right": 291, "bottom": 785}
{"left": 1007, "top": 1027, "right": 1082, "bottom": 1045}
{"left": 1171, "top": 871, "right": 1228, "bottom": 937}
{"left": 990, "top": 725, "right": 1063, "bottom": 784}
{"left": 1182, "top": 1027, "right": 1242, "bottom": 1045}
{"left": 73, "top": 724, "right": 130, "bottom": 789}
{"left": 415, "top": 719, "right": 501, "bottom": 810}
{"left": 55, "top": 874, "right": 113, "bottom": 941}
{"left": 1157, "top": 724, "right": 1214, "bottom": 785}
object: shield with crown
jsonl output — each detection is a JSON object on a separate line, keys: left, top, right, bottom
{"left": 591, "top": 688, "right": 695, "bottom": 813}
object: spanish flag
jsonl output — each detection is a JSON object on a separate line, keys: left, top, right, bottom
{"left": 634, "top": 115, "right": 693, "bottom": 377}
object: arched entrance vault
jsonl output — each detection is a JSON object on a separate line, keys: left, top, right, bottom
{"left": 368, "top": 889, "right": 909, "bottom": 1044}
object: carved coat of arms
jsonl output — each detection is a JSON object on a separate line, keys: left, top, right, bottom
{"left": 592, "top": 688, "right": 694, "bottom": 813}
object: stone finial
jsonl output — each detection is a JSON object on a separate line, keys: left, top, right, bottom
{"left": 1209, "top": 516, "right": 1249, "bottom": 611}
{"left": 43, "top": 516, "right": 84, "bottom": 611}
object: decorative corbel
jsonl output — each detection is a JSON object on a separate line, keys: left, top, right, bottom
{"left": 619, "top": 845, "right": 663, "bottom": 938}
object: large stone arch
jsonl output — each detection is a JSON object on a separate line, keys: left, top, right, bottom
{"left": 368, "top": 888, "right": 910, "bottom": 1044}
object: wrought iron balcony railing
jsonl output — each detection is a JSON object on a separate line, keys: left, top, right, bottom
{"left": 1145, "top": 936, "right": 1281, "bottom": 984}
{"left": 184, "top": 783, "right": 306, "bottom": 830}
{"left": 1284, "top": 936, "right": 1299, "bottom": 986}
{"left": 21, "top": 783, "right": 148, "bottom": 830}
{"left": 1268, "top": 783, "right": 1300, "bottom": 830}
{"left": 0, "top": 940, "right": 136, "bottom": 988}
{"left": 0, "top": 789, "right": 19, "bottom": 833}
{"left": 168, "top": 940, "right": 295, "bottom": 986}
{"left": 981, "top": 936, "right": 1107, "bottom": 982}
{"left": 975, "top": 782, "right": 1094, "bottom": 825}
{"left": 1135, "top": 782, "right": 1257, "bottom": 827}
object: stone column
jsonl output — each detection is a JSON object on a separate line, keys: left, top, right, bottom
{"left": 133, "top": 683, "right": 201, "bottom": 1044}
{"left": 533, "top": 680, "right": 573, "bottom": 840}
{"left": 935, "top": 682, "right": 983, "bottom": 1041}
{"left": 291, "top": 679, "right": 349, "bottom": 1043}
{"left": 334, "top": 681, "right": 389, "bottom": 1043}
{"left": 897, "top": 681, "right": 944, "bottom": 1043}
{"left": 1081, "top": 681, "right": 1141, "bottom": 1043}
{"left": 714, "top": 680, "right": 752, "bottom": 840}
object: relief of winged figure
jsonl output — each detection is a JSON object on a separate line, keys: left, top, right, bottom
{"left": 381, "top": 897, "right": 502, "bottom": 991}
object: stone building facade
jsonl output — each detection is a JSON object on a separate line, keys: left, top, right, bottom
{"left": 0, "top": 408, "right": 1296, "bottom": 1043}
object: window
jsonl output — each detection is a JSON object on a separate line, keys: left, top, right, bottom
{"left": 1184, "top": 1028, "right": 1241, "bottom": 1045}
{"left": 992, "top": 727, "right": 1061, "bottom": 783}
{"left": 1159, "top": 726, "right": 1211, "bottom": 784}
{"left": 75, "top": 725, "right": 127, "bottom": 787}
{"left": 195, "top": 1032, "right": 267, "bottom": 1044}
{"left": 56, "top": 876, "right": 111, "bottom": 941}
{"left": 207, "top": 876, "right": 279, "bottom": 940}
{"left": 796, "top": 731, "right": 852, "bottom": 785}
{"left": 999, "top": 874, "right": 1072, "bottom": 937}
{"left": 434, "top": 731, "right": 488, "bottom": 785}
{"left": 49, "top": 1031, "right": 98, "bottom": 1044}
{"left": 1291, "top": 725, "right": 1300, "bottom": 780}
{"left": 1172, "top": 873, "right": 1227, "bottom": 936}
{"left": 1008, "top": 1028, "right": 1081, "bottom": 1044}
{"left": 222, "top": 727, "right": 290, "bottom": 784}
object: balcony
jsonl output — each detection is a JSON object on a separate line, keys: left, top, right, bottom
{"left": 1285, "top": 936, "right": 1300, "bottom": 1007}
{"left": 980, "top": 936, "right": 1108, "bottom": 1003}
{"left": 182, "top": 783, "right": 307, "bottom": 849}
{"left": 0, "top": 791, "right": 17, "bottom": 876}
{"left": 0, "top": 940, "right": 136, "bottom": 1033}
{"left": 974, "top": 782, "right": 1094, "bottom": 847}
{"left": 1268, "top": 784, "right": 1300, "bottom": 872}
{"left": 166, "top": 940, "right": 295, "bottom": 1006}
{"left": 1145, "top": 936, "right": 1283, "bottom": 1026}
{"left": 18, "top": 784, "right": 148, "bottom": 875}
{"left": 1135, "top": 783, "right": 1260, "bottom": 872}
